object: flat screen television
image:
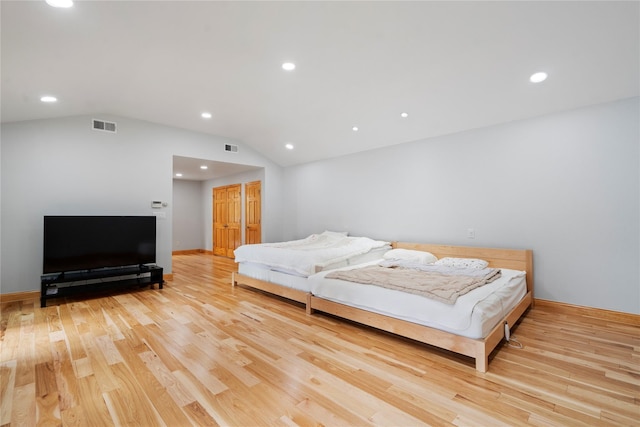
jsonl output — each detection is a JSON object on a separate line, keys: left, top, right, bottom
{"left": 43, "top": 216, "right": 156, "bottom": 274}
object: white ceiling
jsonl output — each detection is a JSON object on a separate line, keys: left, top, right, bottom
{"left": 2, "top": 1, "right": 638, "bottom": 170}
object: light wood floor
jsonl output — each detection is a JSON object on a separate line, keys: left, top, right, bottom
{"left": 1, "top": 254, "right": 638, "bottom": 426}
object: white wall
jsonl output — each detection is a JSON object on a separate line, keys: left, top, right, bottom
{"left": 172, "top": 180, "right": 204, "bottom": 251}
{"left": 3, "top": 100, "right": 637, "bottom": 314}
{"left": 0, "top": 114, "right": 284, "bottom": 294}
{"left": 282, "top": 97, "right": 640, "bottom": 314}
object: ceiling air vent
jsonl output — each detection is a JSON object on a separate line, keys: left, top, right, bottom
{"left": 92, "top": 119, "right": 117, "bottom": 133}
{"left": 224, "top": 143, "right": 239, "bottom": 153}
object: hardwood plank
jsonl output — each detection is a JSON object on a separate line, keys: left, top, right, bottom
{"left": 50, "top": 339, "right": 78, "bottom": 411}
{"left": 240, "top": 340, "right": 375, "bottom": 426}
{"left": 113, "top": 341, "right": 194, "bottom": 427}
{"left": 35, "top": 390, "right": 61, "bottom": 426}
{"left": 14, "top": 308, "right": 35, "bottom": 389}
{"left": 0, "top": 360, "right": 17, "bottom": 425}
{"left": 72, "top": 357, "right": 93, "bottom": 379}
{"left": 181, "top": 400, "right": 220, "bottom": 426}
{"left": 293, "top": 397, "right": 372, "bottom": 427}
{"left": 166, "top": 342, "right": 229, "bottom": 395}
{"left": 59, "top": 405, "right": 88, "bottom": 427}
{"left": 34, "top": 362, "right": 57, "bottom": 398}
{"left": 135, "top": 325, "right": 184, "bottom": 373}
{"left": 93, "top": 335, "right": 124, "bottom": 366}
{"left": 79, "top": 332, "right": 120, "bottom": 393}
{"left": 112, "top": 293, "right": 155, "bottom": 326}
{"left": 33, "top": 306, "right": 54, "bottom": 368}
{"left": 104, "top": 362, "right": 165, "bottom": 426}
{"left": 56, "top": 304, "right": 87, "bottom": 361}
{"left": 100, "top": 308, "right": 125, "bottom": 341}
{"left": 172, "top": 368, "right": 231, "bottom": 425}
{"left": 137, "top": 350, "right": 195, "bottom": 407}
{"left": 75, "top": 375, "right": 114, "bottom": 426}
{"left": 0, "top": 303, "right": 22, "bottom": 362}
{"left": 10, "top": 382, "right": 36, "bottom": 427}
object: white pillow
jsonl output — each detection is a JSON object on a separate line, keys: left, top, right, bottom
{"left": 383, "top": 248, "right": 438, "bottom": 264}
{"left": 435, "top": 257, "right": 488, "bottom": 269}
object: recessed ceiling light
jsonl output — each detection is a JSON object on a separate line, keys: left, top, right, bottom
{"left": 352, "top": 126, "right": 359, "bottom": 132}
{"left": 282, "top": 62, "right": 296, "bottom": 71}
{"left": 201, "top": 112, "right": 212, "bottom": 119}
{"left": 530, "top": 72, "right": 548, "bottom": 83}
{"left": 175, "top": 173, "right": 183, "bottom": 177}
{"left": 400, "top": 112, "right": 409, "bottom": 118}
{"left": 285, "top": 143, "right": 294, "bottom": 150}
{"left": 40, "top": 96, "right": 57, "bottom": 103}
{"left": 46, "top": 0, "right": 73, "bottom": 8}
{"left": 200, "top": 165, "right": 208, "bottom": 170}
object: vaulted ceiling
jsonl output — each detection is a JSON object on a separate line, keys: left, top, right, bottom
{"left": 2, "top": 1, "right": 638, "bottom": 168}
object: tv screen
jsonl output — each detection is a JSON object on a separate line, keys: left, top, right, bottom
{"left": 43, "top": 216, "right": 156, "bottom": 274}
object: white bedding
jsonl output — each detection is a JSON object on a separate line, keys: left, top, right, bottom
{"left": 237, "top": 246, "right": 392, "bottom": 292}
{"left": 309, "top": 260, "right": 527, "bottom": 339}
{"left": 234, "top": 232, "right": 391, "bottom": 277}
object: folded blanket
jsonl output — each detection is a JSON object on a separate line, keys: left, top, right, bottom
{"left": 378, "top": 259, "right": 496, "bottom": 278}
{"left": 325, "top": 265, "right": 501, "bottom": 305}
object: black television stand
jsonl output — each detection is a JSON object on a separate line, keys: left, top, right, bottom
{"left": 40, "top": 265, "right": 163, "bottom": 307}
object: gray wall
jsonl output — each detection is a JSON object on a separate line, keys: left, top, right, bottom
{"left": 0, "top": 114, "right": 283, "bottom": 294}
{"left": 282, "top": 97, "right": 640, "bottom": 314}
{"left": 172, "top": 180, "right": 204, "bottom": 251}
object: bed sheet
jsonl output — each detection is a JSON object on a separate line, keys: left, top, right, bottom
{"left": 309, "top": 260, "right": 527, "bottom": 339}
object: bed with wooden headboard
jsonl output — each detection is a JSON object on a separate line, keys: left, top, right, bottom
{"left": 307, "top": 242, "right": 534, "bottom": 372}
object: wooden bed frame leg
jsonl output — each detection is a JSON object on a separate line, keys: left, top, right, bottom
{"left": 231, "top": 272, "right": 236, "bottom": 287}
{"left": 305, "top": 294, "right": 313, "bottom": 315}
{"left": 476, "top": 353, "right": 488, "bottom": 373}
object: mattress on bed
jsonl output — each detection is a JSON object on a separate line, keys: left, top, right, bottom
{"left": 238, "top": 262, "right": 311, "bottom": 292}
{"left": 308, "top": 260, "right": 527, "bottom": 339}
{"left": 238, "top": 245, "right": 391, "bottom": 278}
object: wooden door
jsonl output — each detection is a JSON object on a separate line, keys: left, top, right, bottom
{"left": 213, "top": 184, "right": 241, "bottom": 258}
{"left": 245, "top": 181, "right": 261, "bottom": 245}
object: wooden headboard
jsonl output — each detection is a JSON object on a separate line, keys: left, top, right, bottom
{"left": 392, "top": 242, "right": 534, "bottom": 294}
